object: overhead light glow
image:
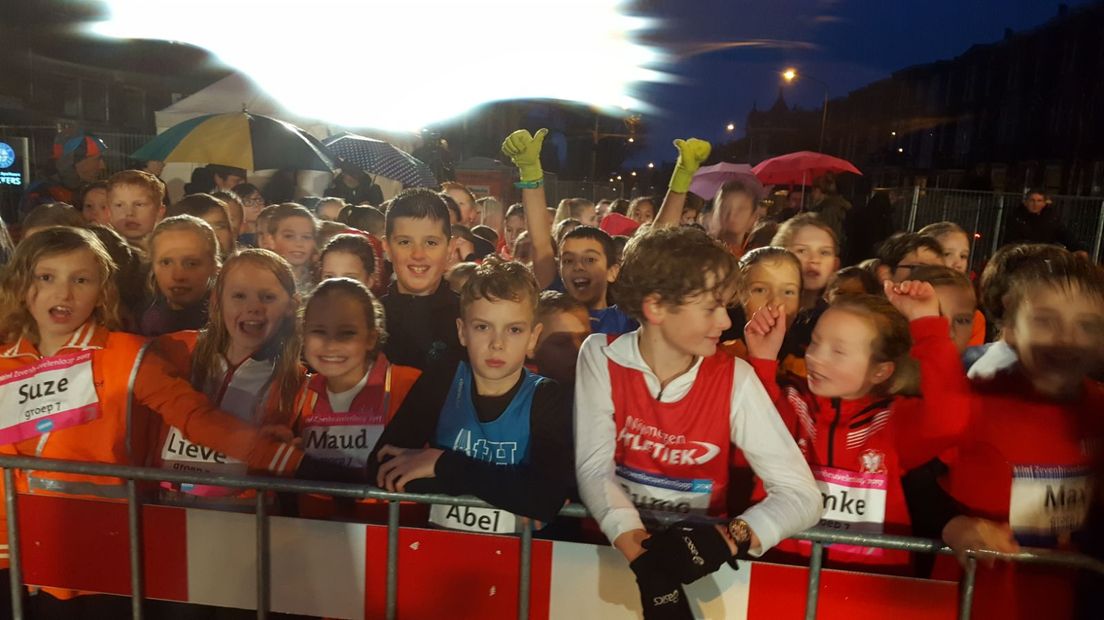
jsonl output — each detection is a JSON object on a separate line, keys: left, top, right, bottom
{"left": 90, "top": 0, "right": 667, "bottom": 132}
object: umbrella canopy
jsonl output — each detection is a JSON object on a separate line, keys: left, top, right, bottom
{"left": 323, "top": 133, "right": 437, "bottom": 189}
{"left": 689, "top": 162, "right": 768, "bottom": 200}
{"left": 752, "top": 151, "right": 862, "bottom": 185}
{"left": 132, "top": 112, "right": 334, "bottom": 172}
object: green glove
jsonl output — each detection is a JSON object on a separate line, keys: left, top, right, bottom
{"left": 669, "top": 138, "right": 711, "bottom": 193}
{"left": 501, "top": 128, "right": 548, "bottom": 183}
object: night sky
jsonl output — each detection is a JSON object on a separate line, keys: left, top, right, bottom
{"left": 628, "top": 0, "right": 1099, "bottom": 167}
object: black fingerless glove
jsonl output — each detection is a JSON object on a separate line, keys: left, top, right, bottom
{"left": 642, "top": 520, "right": 734, "bottom": 585}
{"left": 629, "top": 552, "right": 694, "bottom": 620}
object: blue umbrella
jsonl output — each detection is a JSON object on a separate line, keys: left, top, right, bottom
{"left": 322, "top": 133, "right": 437, "bottom": 189}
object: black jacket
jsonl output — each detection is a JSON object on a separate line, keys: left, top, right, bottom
{"left": 381, "top": 280, "right": 462, "bottom": 370}
{"left": 1001, "top": 204, "right": 1083, "bottom": 251}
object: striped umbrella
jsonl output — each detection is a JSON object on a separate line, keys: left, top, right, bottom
{"left": 323, "top": 133, "right": 436, "bottom": 189}
{"left": 131, "top": 112, "right": 334, "bottom": 172}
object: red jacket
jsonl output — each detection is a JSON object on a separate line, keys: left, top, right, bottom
{"left": 932, "top": 369, "right": 1103, "bottom": 619}
{"left": 750, "top": 316, "right": 968, "bottom": 572}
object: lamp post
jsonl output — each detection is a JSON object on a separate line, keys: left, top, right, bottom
{"left": 782, "top": 68, "right": 829, "bottom": 152}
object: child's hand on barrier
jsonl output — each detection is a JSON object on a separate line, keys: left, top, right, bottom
{"left": 744, "top": 304, "right": 787, "bottom": 361}
{"left": 641, "top": 521, "right": 734, "bottom": 585}
{"left": 501, "top": 128, "right": 548, "bottom": 183}
{"left": 942, "top": 515, "right": 1021, "bottom": 568}
{"left": 259, "top": 424, "right": 300, "bottom": 446}
{"left": 885, "top": 279, "right": 941, "bottom": 321}
{"left": 375, "top": 446, "right": 444, "bottom": 492}
{"left": 669, "top": 138, "right": 711, "bottom": 193}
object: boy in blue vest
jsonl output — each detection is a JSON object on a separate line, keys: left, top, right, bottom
{"left": 370, "top": 256, "right": 573, "bottom": 532}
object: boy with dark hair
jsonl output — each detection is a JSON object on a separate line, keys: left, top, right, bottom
{"left": 500, "top": 129, "right": 636, "bottom": 335}
{"left": 371, "top": 256, "right": 573, "bottom": 533}
{"left": 532, "top": 291, "right": 591, "bottom": 387}
{"left": 575, "top": 226, "right": 820, "bottom": 618}
{"left": 875, "top": 232, "right": 945, "bottom": 284}
{"left": 381, "top": 188, "right": 462, "bottom": 370}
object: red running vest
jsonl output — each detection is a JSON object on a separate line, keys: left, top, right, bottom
{"left": 609, "top": 347, "right": 735, "bottom": 518}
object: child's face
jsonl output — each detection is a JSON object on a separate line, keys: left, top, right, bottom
{"left": 220, "top": 262, "right": 295, "bottom": 358}
{"left": 787, "top": 226, "right": 839, "bottom": 292}
{"left": 653, "top": 288, "right": 732, "bottom": 359}
{"left": 457, "top": 297, "right": 541, "bottom": 388}
{"left": 578, "top": 206, "right": 598, "bottom": 227}
{"left": 630, "top": 201, "right": 654, "bottom": 225}
{"left": 805, "top": 308, "right": 887, "bottom": 399}
{"left": 200, "top": 208, "right": 234, "bottom": 259}
{"left": 504, "top": 215, "right": 525, "bottom": 249}
{"left": 303, "top": 292, "right": 377, "bottom": 390}
{"left": 939, "top": 232, "right": 970, "bottom": 274}
{"left": 533, "top": 308, "right": 591, "bottom": 385}
{"left": 742, "top": 259, "right": 801, "bottom": 328}
{"left": 243, "top": 194, "right": 264, "bottom": 226}
{"left": 272, "top": 216, "right": 317, "bottom": 268}
{"left": 321, "top": 251, "right": 373, "bottom": 288}
{"left": 445, "top": 188, "right": 478, "bottom": 227}
{"left": 109, "top": 183, "right": 164, "bottom": 244}
{"left": 935, "top": 284, "right": 976, "bottom": 354}
{"left": 152, "top": 229, "right": 218, "bottom": 310}
{"left": 680, "top": 208, "right": 699, "bottom": 226}
{"left": 1005, "top": 284, "right": 1104, "bottom": 397}
{"left": 714, "top": 191, "right": 759, "bottom": 236}
{"left": 560, "top": 237, "right": 614, "bottom": 310}
{"left": 385, "top": 217, "right": 450, "bottom": 296}
{"left": 81, "top": 188, "right": 110, "bottom": 225}
{"left": 26, "top": 249, "right": 103, "bottom": 348}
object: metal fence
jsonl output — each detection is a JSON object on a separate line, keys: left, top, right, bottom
{"left": 0, "top": 454, "right": 1099, "bottom": 620}
{"left": 888, "top": 187, "right": 1104, "bottom": 269}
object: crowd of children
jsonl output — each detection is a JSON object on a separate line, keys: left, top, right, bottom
{"left": 1, "top": 128, "right": 1101, "bottom": 619}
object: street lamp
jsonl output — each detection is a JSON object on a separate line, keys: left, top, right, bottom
{"left": 631, "top": 171, "right": 637, "bottom": 176}
{"left": 725, "top": 122, "right": 735, "bottom": 132}
{"left": 782, "top": 67, "right": 829, "bottom": 152}
{"left": 647, "top": 162, "right": 655, "bottom": 168}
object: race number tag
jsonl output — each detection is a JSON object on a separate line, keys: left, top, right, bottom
{"left": 810, "top": 466, "right": 888, "bottom": 557}
{"left": 429, "top": 504, "right": 518, "bottom": 534}
{"left": 160, "top": 426, "right": 245, "bottom": 475}
{"left": 0, "top": 350, "right": 101, "bottom": 443}
{"left": 301, "top": 416, "right": 382, "bottom": 469}
{"left": 1009, "top": 465, "right": 1092, "bottom": 547}
{"left": 615, "top": 464, "right": 713, "bottom": 516}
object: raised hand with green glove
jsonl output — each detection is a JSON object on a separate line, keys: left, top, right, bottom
{"left": 501, "top": 128, "right": 549, "bottom": 186}
{"left": 668, "top": 138, "right": 711, "bottom": 194}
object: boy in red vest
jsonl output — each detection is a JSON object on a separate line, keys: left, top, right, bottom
{"left": 575, "top": 226, "right": 821, "bottom": 619}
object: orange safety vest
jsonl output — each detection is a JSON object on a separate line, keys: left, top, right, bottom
{"left": 0, "top": 323, "right": 304, "bottom": 572}
{"left": 151, "top": 330, "right": 307, "bottom": 503}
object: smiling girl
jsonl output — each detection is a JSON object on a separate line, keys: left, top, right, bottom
{"left": 151, "top": 249, "right": 307, "bottom": 506}
{"left": 0, "top": 228, "right": 304, "bottom": 611}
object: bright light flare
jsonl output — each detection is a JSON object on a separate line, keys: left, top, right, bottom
{"left": 782, "top": 68, "right": 797, "bottom": 82}
{"left": 90, "top": 0, "right": 667, "bottom": 132}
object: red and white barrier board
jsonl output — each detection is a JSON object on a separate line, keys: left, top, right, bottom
{"left": 15, "top": 495, "right": 967, "bottom": 618}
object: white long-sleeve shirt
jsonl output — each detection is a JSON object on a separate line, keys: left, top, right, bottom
{"left": 574, "top": 331, "right": 822, "bottom": 554}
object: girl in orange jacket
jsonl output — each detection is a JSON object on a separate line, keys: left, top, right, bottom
{"left": 151, "top": 248, "right": 308, "bottom": 506}
{"left": 0, "top": 227, "right": 305, "bottom": 609}
{"left": 296, "top": 277, "right": 420, "bottom": 519}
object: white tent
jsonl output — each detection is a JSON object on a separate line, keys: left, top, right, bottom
{"left": 154, "top": 73, "right": 418, "bottom": 201}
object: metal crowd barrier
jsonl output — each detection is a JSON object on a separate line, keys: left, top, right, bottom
{"left": 0, "top": 454, "right": 1100, "bottom": 620}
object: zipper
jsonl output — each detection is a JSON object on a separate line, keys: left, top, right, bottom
{"left": 827, "top": 398, "right": 842, "bottom": 467}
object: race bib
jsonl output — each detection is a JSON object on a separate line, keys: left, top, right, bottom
{"left": 615, "top": 464, "right": 713, "bottom": 516}
{"left": 1009, "top": 465, "right": 1092, "bottom": 547}
{"left": 0, "top": 350, "right": 101, "bottom": 444}
{"left": 301, "top": 421, "right": 382, "bottom": 469}
{"left": 810, "top": 466, "right": 888, "bottom": 557}
{"left": 429, "top": 504, "right": 518, "bottom": 534}
{"left": 160, "top": 426, "right": 245, "bottom": 475}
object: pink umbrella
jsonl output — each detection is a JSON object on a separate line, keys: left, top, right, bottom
{"left": 751, "top": 151, "right": 862, "bottom": 186}
{"left": 689, "top": 162, "right": 768, "bottom": 200}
